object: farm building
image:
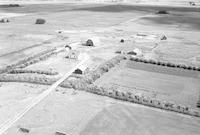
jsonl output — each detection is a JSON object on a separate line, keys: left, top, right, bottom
{"left": 65, "top": 50, "right": 80, "bottom": 59}
{"left": 82, "top": 37, "right": 100, "bottom": 46}
{"left": 73, "top": 65, "right": 88, "bottom": 74}
{"left": 74, "top": 55, "right": 91, "bottom": 74}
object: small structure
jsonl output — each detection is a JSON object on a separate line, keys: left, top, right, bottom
{"left": 127, "top": 51, "right": 137, "bottom": 55}
{"left": 115, "top": 50, "right": 122, "bottom": 54}
{"left": 189, "top": 1, "right": 196, "bottom": 6}
{"left": 73, "top": 64, "right": 88, "bottom": 75}
{"left": 65, "top": 50, "right": 80, "bottom": 59}
{"left": 197, "top": 99, "right": 200, "bottom": 108}
{"left": 86, "top": 39, "right": 94, "bottom": 46}
{"left": 161, "top": 35, "right": 167, "bottom": 40}
{"left": 0, "top": 19, "right": 9, "bottom": 23}
{"left": 128, "top": 48, "right": 142, "bottom": 56}
{"left": 82, "top": 37, "right": 100, "bottom": 46}
{"left": 65, "top": 45, "right": 72, "bottom": 51}
{"left": 74, "top": 64, "right": 88, "bottom": 74}
{"left": 120, "top": 39, "right": 124, "bottom": 43}
{"left": 156, "top": 10, "right": 169, "bottom": 14}
{"left": 19, "top": 127, "right": 30, "bottom": 133}
{"left": 55, "top": 131, "right": 66, "bottom": 135}
{"left": 8, "top": 4, "right": 20, "bottom": 7}
{"left": 35, "top": 18, "right": 46, "bottom": 24}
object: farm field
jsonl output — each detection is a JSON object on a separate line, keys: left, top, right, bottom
{"left": 95, "top": 60, "right": 200, "bottom": 110}
{"left": 3, "top": 89, "right": 200, "bottom": 135}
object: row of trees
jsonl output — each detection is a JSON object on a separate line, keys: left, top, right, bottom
{"left": 1, "top": 54, "right": 199, "bottom": 117}
{"left": 0, "top": 48, "right": 58, "bottom": 74}
{"left": 8, "top": 69, "right": 59, "bottom": 76}
{"left": 17, "top": 49, "right": 61, "bottom": 69}
{"left": 83, "top": 84, "right": 200, "bottom": 117}
{"left": 0, "top": 74, "right": 58, "bottom": 85}
{"left": 130, "top": 57, "right": 200, "bottom": 71}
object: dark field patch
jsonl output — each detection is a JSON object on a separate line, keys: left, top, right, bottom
{"left": 73, "top": 4, "right": 200, "bottom": 13}
{"left": 0, "top": 4, "right": 200, "bottom": 13}
{"left": 127, "top": 60, "right": 200, "bottom": 78}
{"left": 0, "top": 3, "right": 93, "bottom": 13}
{"left": 142, "top": 15, "right": 200, "bottom": 30}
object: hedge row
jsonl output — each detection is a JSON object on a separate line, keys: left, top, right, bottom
{"left": 8, "top": 69, "right": 59, "bottom": 76}
{"left": 0, "top": 55, "right": 126, "bottom": 88}
{"left": 79, "top": 84, "right": 200, "bottom": 117}
{"left": 0, "top": 74, "right": 59, "bottom": 85}
{"left": 130, "top": 57, "right": 200, "bottom": 71}
{"left": 0, "top": 48, "right": 58, "bottom": 74}
{"left": 16, "top": 49, "right": 64, "bottom": 69}
{"left": 80, "top": 55, "right": 126, "bottom": 84}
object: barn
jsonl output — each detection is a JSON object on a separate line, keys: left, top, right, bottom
{"left": 73, "top": 65, "right": 88, "bottom": 74}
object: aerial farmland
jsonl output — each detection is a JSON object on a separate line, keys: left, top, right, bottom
{"left": 0, "top": 0, "right": 200, "bottom": 135}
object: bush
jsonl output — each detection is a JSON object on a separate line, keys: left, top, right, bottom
{"left": 149, "top": 60, "right": 154, "bottom": 64}
{"left": 35, "top": 19, "right": 46, "bottom": 24}
{"left": 170, "top": 63, "right": 176, "bottom": 67}
{"left": 157, "top": 61, "right": 161, "bottom": 65}
{"left": 166, "top": 62, "right": 172, "bottom": 67}
{"left": 187, "top": 66, "right": 192, "bottom": 70}
{"left": 176, "top": 64, "right": 181, "bottom": 68}
{"left": 115, "top": 50, "right": 121, "bottom": 54}
{"left": 143, "top": 59, "right": 149, "bottom": 63}
{"left": 0, "top": 19, "right": 5, "bottom": 23}
{"left": 8, "top": 4, "right": 20, "bottom": 7}
{"left": 151, "top": 61, "right": 157, "bottom": 64}
{"left": 134, "top": 58, "right": 139, "bottom": 62}
{"left": 192, "top": 67, "right": 197, "bottom": 70}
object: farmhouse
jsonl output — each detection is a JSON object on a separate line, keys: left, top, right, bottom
{"left": 65, "top": 50, "right": 80, "bottom": 59}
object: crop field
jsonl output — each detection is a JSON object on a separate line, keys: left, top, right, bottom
{"left": 95, "top": 60, "right": 200, "bottom": 110}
